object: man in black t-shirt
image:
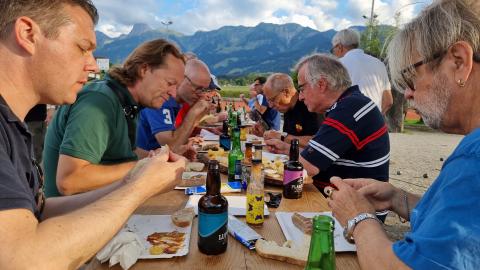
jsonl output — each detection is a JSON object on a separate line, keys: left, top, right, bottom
{"left": 262, "top": 73, "right": 323, "bottom": 147}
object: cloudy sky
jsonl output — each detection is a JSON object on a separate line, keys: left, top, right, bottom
{"left": 93, "top": 0, "right": 433, "bottom": 38}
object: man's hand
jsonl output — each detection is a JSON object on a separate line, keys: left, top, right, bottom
{"left": 216, "top": 112, "right": 227, "bottom": 122}
{"left": 191, "top": 99, "right": 211, "bottom": 122}
{"left": 172, "top": 140, "right": 197, "bottom": 161}
{"left": 125, "top": 150, "right": 186, "bottom": 196}
{"left": 326, "top": 177, "right": 376, "bottom": 226}
{"left": 252, "top": 122, "right": 265, "bottom": 137}
{"left": 341, "top": 178, "right": 399, "bottom": 212}
{"left": 265, "top": 138, "right": 289, "bottom": 155}
{"left": 264, "top": 130, "right": 281, "bottom": 141}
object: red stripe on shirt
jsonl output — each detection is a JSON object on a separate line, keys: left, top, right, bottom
{"left": 323, "top": 117, "right": 387, "bottom": 150}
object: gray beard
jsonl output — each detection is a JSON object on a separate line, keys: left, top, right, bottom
{"left": 412, "top": 72, "right": 452, "bottom": 130}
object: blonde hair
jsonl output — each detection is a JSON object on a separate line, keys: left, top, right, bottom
{"left": 387, "top": 0, "right": 480, "bottom": 92}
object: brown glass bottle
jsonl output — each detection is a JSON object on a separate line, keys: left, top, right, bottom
{"left": 198, "top": 160, "right": 229, "bottom": 255}
{"left": 283, "top": 139, "right": 304, "bottom": 199}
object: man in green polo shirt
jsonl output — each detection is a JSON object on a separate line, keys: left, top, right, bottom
{"left": 43, "top": 39, "right": 186, "bottom": 197}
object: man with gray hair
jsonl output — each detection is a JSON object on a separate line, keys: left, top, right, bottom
{"left": 331, "top": 28, "right": 393, "bottom": 114}
{"left": 262, "top": 73, "right": 323, "bottom": 147}
{"left": 326, "top": 0, "right": 480, "bottom": 269}
{"left": 266, "top": 54, "right": 390, "bottom": 206}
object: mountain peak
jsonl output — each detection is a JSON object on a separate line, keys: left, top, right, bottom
{"left": 129, "top": 23, "right": 152, "bottom": 36}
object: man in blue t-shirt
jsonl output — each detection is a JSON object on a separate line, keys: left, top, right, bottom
{"left": 323, "top": 1, "right": 480, "bottom": 269}
{"left": 250, "top": 76, "right": 281, "bottom": 131}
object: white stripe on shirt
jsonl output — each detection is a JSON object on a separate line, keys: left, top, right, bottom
{"left": 354, "top": 101, "right": 377, "bottom": 122}
{"left": 333, "top": 153, "right": 390, "bottom": 168}
{"left": 308, "top": 140, "right": 339, "bottom": 161}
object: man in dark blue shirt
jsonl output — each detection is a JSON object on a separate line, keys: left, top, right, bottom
{"left": 265, "top": 54, "right": 389, "bottom": 192}
{"left": 250, "top": 76, "right": 281, "bottom": 131}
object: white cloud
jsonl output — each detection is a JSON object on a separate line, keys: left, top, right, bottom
{"left": 93, "top": 0, "right": 433, "bottom": 37}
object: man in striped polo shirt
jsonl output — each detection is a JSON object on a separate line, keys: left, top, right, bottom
{"left": 265, "top": 53, "right": 389, "bottom": 199}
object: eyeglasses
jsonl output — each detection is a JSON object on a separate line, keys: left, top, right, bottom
{"left": 266, "top": 90, "right": 284, "bottom": 104}
{"left": 185, "top": 75, "right": 211, "bottom": 93}
{"left": 330, "top": 44, "right": 340, "bottom": 54}
{"left": 400, "top": 52, "right": 444, "bottom": 91}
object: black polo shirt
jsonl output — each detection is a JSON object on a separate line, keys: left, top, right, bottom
{"left": 283, "top": 98, "right": 322, "bottom": 136}
{"left": 0, "top": 96, "right": 43, "bottom": 219}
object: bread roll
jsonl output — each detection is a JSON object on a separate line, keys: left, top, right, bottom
{"left": 255, "top": 238, "right": 309, "bottom": 266}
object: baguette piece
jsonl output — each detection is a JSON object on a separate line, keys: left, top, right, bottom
{"left": 255, "top": 238, "right": 309, "bottom": 266}
{"left": 171, "top": 207, "right": 195, "bottom": 227}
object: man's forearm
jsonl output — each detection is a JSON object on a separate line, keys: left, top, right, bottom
{"left": 285, "top": 135, "right": 312, "bottom": 148}
{"left": 23, "top": 180, "right": 153, "bottom": 269}
{"left": 58, "top": 160, "right": 136, "bottom": 195}
{"left": 167, "top": 112, "right": 198, "bottom": 149}
{"left": 42, "top": 180, "right": 124, "bottom": 219}
{"left": 391, "top": 188, "right": 421, "bottom": 221}
{"left": 353, "top": 219, "right": 410, "bottom": 269}
{"left": 254, "top": 100, "right": 267, "bottom": 114}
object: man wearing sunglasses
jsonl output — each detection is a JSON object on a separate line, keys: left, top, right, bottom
{"left": 136, "top": 59, "right": 216, "bottom": 152}
{"left": 326, "top": 0, "right": 480, "bottom": 269}
{"left": 331, "top": 29, "right": 393, "bottom": 115}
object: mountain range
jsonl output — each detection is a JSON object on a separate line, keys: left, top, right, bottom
{"left": 94, "top": 23, "right": 368, "bottom": 77}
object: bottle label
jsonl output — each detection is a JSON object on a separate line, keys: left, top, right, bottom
{"left": 198, "top": 211, "right": 228, "bottom": 244}
{"left": 234, "top": 160, "right": 242, "bottom": 181}
{"left": 241, "top": 164, "right": 251, "bottom": 190}
{"left": 246, "top": 193, "right": 264, "bottom": 224}
{"left": 220, "top": 137, "right": 231, "bottom": 151}
{"left": 283, "top": 170, "right": 303, "bottom": 185}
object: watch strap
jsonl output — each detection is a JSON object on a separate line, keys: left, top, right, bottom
{"left": 343, "top": 213, "right": 380, "bottom": 244}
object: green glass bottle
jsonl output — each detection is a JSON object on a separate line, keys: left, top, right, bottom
{"left": 228, "top": 127, "right": 243, "bottom": 182}
{"left": 305, "top": 215, "right": 336, "bottom": 270}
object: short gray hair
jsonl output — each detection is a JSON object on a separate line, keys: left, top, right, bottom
{"left": 332, "top": 29, "right": 360, "bottom": 48}
{"left": 387, "top": 0, "right": 480, "bottom": 92}
{"left": 294, "top": 53, "right": 352, "bottom": 92}
{"left": 265, "top": 73, "right": 295, "bottom": 93}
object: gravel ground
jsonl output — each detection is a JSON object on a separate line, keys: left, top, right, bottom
{"left": 383, "top": 128, "right": 464, "bottom": 240}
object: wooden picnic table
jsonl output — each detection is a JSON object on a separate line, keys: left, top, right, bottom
{"left": 90, "top": 173, "right": 360, "bottom": 270}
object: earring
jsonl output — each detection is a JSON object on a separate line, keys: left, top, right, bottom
{"left": 457, "top": 79, "right": 466, "bottom": 87}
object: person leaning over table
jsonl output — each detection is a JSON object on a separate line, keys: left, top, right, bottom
{"left": 0, "top": 1, "right": 186, "bottom": 269}
{"left": 261, "top": 73, "right": 324, "bottom": 148}
{"left": 135, "top": 59, "right": 219, "bottom": 153}
{"left": 250, "top": 76, "right": 282, "bottom": 132}
{"left": 265, "top": 54, "right": 390, "bottom": 221}
{"left": 325, "top": 0, "right": 480, "bottom": 269}
{"left": 43, "top": 38, "right": 187, "bottom": 197}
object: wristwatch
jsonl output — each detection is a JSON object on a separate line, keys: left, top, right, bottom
{"left": 343, "top": 213, "right": 380, "bottom": 244}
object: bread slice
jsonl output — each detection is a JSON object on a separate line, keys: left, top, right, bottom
{"left": 255, "top": 238, "right": 309, "bottom": 266}
{"left": 171, "top": 207, "right": 195, "bottom": 227}
{"left": 186, "top": 162, "right": 205, "bottom": 172}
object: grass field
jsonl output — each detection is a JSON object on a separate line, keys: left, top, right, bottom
{"left": 220, "top": 85, "right": 249, "bottom": 98}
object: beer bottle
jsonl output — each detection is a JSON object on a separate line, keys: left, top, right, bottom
{"left": 198, "top": 160, "right": 229, "bottom": 255}
{"left": 216, "top": 98, "right": 222, "bottom": 113}
{"left": 219, "top": 120, "right": 231, "bottom": 151}
{"left": 246, "top": 158, "right": 264, "bottom": 226}
{"left": 283, "top": 139, "right": 304, "bottom": 199}
{"left": 241, "top": 142, "right": 253, "bottom": 190}
{"left": 228, "top": 128, "right": 243, "bottom": 182}
{"left": 305, "top": 215, "right": 336, "bottom": 270}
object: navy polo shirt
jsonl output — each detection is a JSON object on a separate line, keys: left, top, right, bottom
{"left": 301, "top": 85, "right": 390, "bottom": 190}
{"left": 0, "top": 96, "right": 43, "bottom": 219}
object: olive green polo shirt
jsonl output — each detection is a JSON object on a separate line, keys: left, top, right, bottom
{"left": 43, "top": 76, "right": 138, "bottom": 197}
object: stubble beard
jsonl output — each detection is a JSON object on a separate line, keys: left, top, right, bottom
{"left": 413, "top": 72, "right": 452, "bottom": 130}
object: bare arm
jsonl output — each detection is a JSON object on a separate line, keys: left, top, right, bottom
{"left": 0, "top": 152, "right": 185, "bottom": 270}
{"left": 353, "top": 220, "right": 411, "bottom": 269}
{"left": 284, "top": 134, "right": 312, "bottom": 148}
{"left": 299, "top": 155, "right": 319, "bottom": 177}
{"left": 381, "top": 89, "right": 393, "bottom": 114}
{"left": 254, "top": 100, "right": 267, "bottom": 114}
{"left": 56, "top": 154, "right": 136, "bottom": 195}
{"left": 155, "top": 100, "right": 209, "bottom": 149}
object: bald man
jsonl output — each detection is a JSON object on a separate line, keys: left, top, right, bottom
{"left": 262, "top": 73, "right": 323, "bottom": 147}
{"left": 136, "top": 59, "right": 213, "bottom": 152}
